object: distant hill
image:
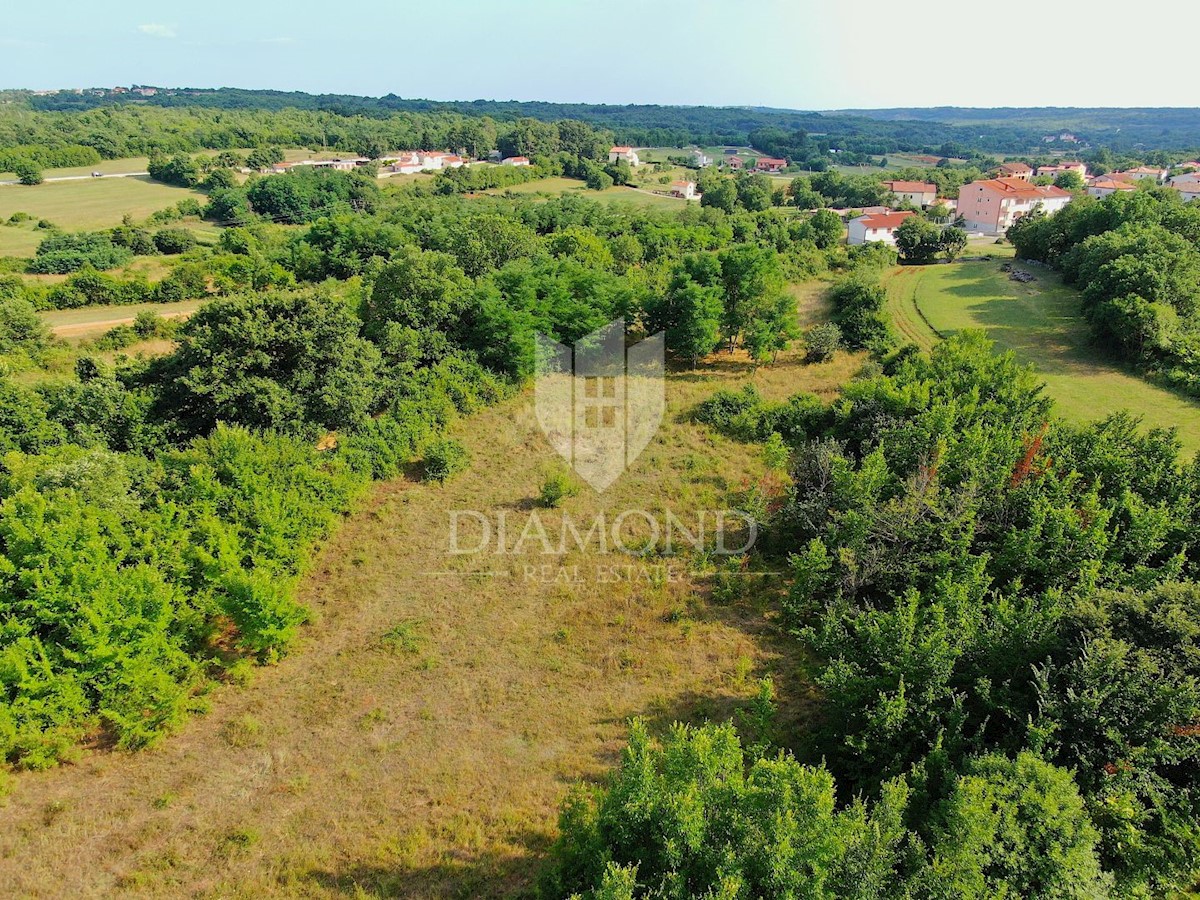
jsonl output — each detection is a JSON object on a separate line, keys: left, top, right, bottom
{"left": 827, "top": 107, "right": 1200, "bottom": 148}
{"left": 10, "top": 88, "right": 1200, "bottom": 153}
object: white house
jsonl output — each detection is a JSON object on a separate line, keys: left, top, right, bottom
{"left": 692, "top": 150, "right": 711, "bottom": 167}
{"left": 501, "top": 156, "right": 531, "bottom": 167}
{"left": 1087, "top": 178, "right": 1136, "bottom": 199}
{"left": 671, "top": 180, "right": 697, "bottom": 200}
{"left": 1176, "top": 183, "right": 1200, "bottom": 203}
{"left": 847, "top": 210, "right": 916, "bottom": 246}
{"left": 998, "top": 161, "right": 1034, "bottom": 181}
{"left": 609, "top": 146, "right": 640, "bottom": 166}
{"left": 1117, "top": 166, "right": 1168, "bottom": 183}
{"left": 881, "top": 180, "right": 938, "bottom": 208}
{"left": 1035, "top": 161, "right": 1088, "bottom": 180}
{"left": 957, "top": 177, "right": 1072, "bottom": 235}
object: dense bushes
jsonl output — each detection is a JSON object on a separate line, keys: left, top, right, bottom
{"left": 828, "top": 265, "right": 894, "bottom": 352}
{"left": 546, "top": 721, "right": 1110, "bottom": 899}
{"left": 681, "top": 331, "right": 1200, "bottom": 895}
{"left": 29, "top": 232, "right": 133, "bottom": 274}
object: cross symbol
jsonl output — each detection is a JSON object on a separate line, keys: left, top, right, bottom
{"left": 582, "top": 376, "right": 619, "bottom": 428}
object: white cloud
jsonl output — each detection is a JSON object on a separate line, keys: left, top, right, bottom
{"left": 137, "top": 23, "right": 177, "bottom": 39}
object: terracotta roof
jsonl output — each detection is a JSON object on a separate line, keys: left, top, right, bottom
{"left": 856, "top": 211, "right": 916, "bottom": 230}
{"left": 1127, "top": 166, "right": 1165, "bottom": 175}
{"left": 883, "top": 180, "right": 937, "bottom": 193}
{"left": 1090, "top": 179, "right": 1135, "bottom": 191}
{"left": 972, "top": 178, "right": 1071, "bottom": 198}
{"left": 610, "top": 146, "right": 633, "bottom": 152}
{"left": 756, "top": 157, "right": 787, "bottom": 165}
{"left": 1176, "top": 184, "right": 1200, "bottom": 195}
{"left": 671, "top": 180, "right": 694, "bottom": 186}
{"left": 1000, "top": 162, "right": 1033, "bottom": 173}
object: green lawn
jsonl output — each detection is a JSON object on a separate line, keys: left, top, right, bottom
{"left": 886, "top": 260, "right": 1200, "bottom": 453}
{"left": 0, "top": 177, "right": 207, "bottom": 257}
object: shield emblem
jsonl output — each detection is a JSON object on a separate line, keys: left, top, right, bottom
{"left": 535, "top": 319, "right": 665, "bottom": 492}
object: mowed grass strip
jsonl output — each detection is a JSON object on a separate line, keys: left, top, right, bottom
{"left": 0, "top": 286, "right": 852, "bottom": 898}
{"left": 887, "top": 260, "right": 1200, "bottom": 453}
{"left": 41, "top": 298, "right": 208, "bottom": 341}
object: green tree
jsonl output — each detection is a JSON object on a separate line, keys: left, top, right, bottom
{"left": 894, "top": 216, "right": 944, "bottom": 264}
{"left": 929, "top": 753, "right": 1110, "bottom": 899}
{"left": 1054, "top": 170, "right": 1085, "bottom": 191}
{"left": 152, "top": 289, "right": 381, "bottom": 436}
{"left": 13, "top": 160, "right": 43, "bottom": 186}
{"left": 544, "top": 720, "right": 914, "bottom": 900}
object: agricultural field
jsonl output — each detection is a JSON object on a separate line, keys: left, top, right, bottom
{"left": 885, "top": 260, "right": 1200, "bottom": 452}
{"left": 0, "top": 288, "right": 861, "bottom": 898}
{"left": 0, "top": 177, "right": 208, "bottom": 256}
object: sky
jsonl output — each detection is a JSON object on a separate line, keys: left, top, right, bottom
{"left": 1, "top": 0, "right": 1197, "bottom": 110}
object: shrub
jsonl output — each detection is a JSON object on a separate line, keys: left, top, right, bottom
{"left": 13, "top": 161, "right": 43, "bottom": 186}
{"left": 152, "top": 228, "right": 197, "bottom": 255}
{"left": 422, "top": 438, "right": 469, "bottom": 483}
{"left": 539, "top": 469, "right": 579, "bottom": 507}
{"left": 804, "top": 322, "right": 842, "bottom": 362}
{"left": 29, "top": 232, "right": 132, "bottom": 274}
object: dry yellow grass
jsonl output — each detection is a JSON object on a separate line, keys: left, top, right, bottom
{"left": 0, "top": 289, "right": 857, "bottom": 898}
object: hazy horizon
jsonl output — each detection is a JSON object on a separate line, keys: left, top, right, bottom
{"left": 3, "top": 0, "right": 1197, "bottom": 110}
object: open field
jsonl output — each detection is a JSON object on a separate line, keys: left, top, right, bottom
{"left": 886, "top": 260, "right": 1200, "bottom": 453}
{"left": 0, "top": 177, "right": 208, "bottom": 257}
{"left": 487, "top": 176, "right": 694, "bottom": 209}
{"left": 0, "top": 287, "right": 855, "bottom": 898}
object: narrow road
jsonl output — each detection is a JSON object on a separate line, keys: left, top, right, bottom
{"left": 0, "top": 171, "right": 149, "bottom": 186}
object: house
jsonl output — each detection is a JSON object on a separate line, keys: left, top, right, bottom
{"left": 1035, "top": 161, "right": 1087, "bottom": 180}
{"left": 671, "top": 180, "right": 697, "bottom": 200}
{"left": 608, "top": 146, "right": 640, "bottom": 166}
{"left": 724, "top": 156, "right": 745, "bottom": 170}
{"left": 847, "top": 210, "right": 916, "bottom": 246}
{"left": 1169, "top": 171, "right": 1200, "bottom": 186}
{"left": 998, "top": 161, "right": 1033, "bottom": 181}
{"left": 826, "top": 205, "right": 890, "bottom": 219}
{"left": 501, "top": 156, "right": 531, "bottom": 167}
{"left": 755, "top": 157, "right": 787, "bottom": 173}
{"left": 691, "top": 150, "right": 711, "bottom": 167}
{"left": 312, "top": 158, "right": 368, "bottom": 171}
{"left": 957, "top": 177, "right": 1072, "bottom": 234}
{"left": 881, "top": 180, "right": 938, "bottom": 208}
{"left": 385, "top": 152, "right": 423, "bottom": 174}
{"left": 1176, "top": 183, "right": 1200, "bottom": 203}
{"left": 1087, "top": 178, "right": 1136, "bottom": 199}
{"left": 1118, "top": 166, "right": 1167, "bottom": 183}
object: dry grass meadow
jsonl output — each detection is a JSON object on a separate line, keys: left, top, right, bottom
{"left": 0, "top": 287, "right": 858, "bottom": 898}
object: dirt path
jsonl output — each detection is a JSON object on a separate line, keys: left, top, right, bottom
{"left": 50, "top": 309, "right": 195, "bottom": 338}
{"left": 0, "top": 343, "right": 852, "bottom": 898}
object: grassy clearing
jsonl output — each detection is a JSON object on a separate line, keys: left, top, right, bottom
{"left": 0, "top": 177, "right": 207, "bottom": 256}
{"left": 0, "top": 287, "right": 856, "bottom": 898}
{"left": 886, "top": 260, "right": 1200, "bottom": 453}
{"left": 41, "top": 298, "right": 207, "bottom": 342}
{"left": 486, "top": 176, "right": 693, "bottom": 210}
